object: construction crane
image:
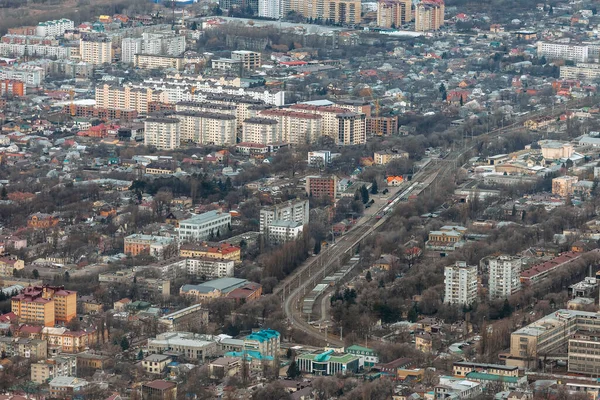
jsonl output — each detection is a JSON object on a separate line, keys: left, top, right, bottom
{"left": 69, "top": 89, "right": 76, "bottom": 117}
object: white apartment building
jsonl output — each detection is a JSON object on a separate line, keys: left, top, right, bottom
{"left": 134, "top": 54, "right": 184, "bottom": 70}
{"left": 176, "top": 111, "right": 237, "bottom": 145}
{"left": 36, "top": 19, "right": 74, "bottom": 37}
{"left": 258, "top": 109, "right": 323, "bottom": 144}
{"left": 258, "top": 0, "right": 282, "bottom": 18}
{"left": 142, "top": 32, "right": 186, "bottom": 56}
{"left": 121, "top": 37, "right": 142, "bottom": 63}
{"left": 267, "top": 221, "right": 304, "bottom": 244}
{"left": 259, "top": 199, "right": 310, "bottom": 235}
{"left": 488, "top": 255, "right": 522, "bottom": 300}
{"left": 308, "top": 150, "right": 332, "bottom": 166}
{"left": 0, "top": 43, "right": 71, "bottom": 59}
{"left": 289, "top": 104, "right": 367, "bottom": 145}
{"left": 144, "top": 117, "right": 180, "bottom": 150}
{"left": 231, "top": 50, "right": 262, "bottom": 70}
{"left": 241, "top": 117, "right": 280, "bottom": 144}
{"left": 560, "top": 63, "right": 600, "bottom": 80}
{"left": 444, "top": 261, "right": 478, "bottom": 306}
{"left": 537, "top": 42, "right": 589, "bottom": 63}
{"left": 0, "top": 66, "right": 44, "bottom": 86}
{"left": 178, "top": 210, "right": 232, "bottom": 242}
{"left": 95, "top": 84, "right": 168, "bottom": 114}
{"left": 185, "top": 258, "right": 235, "bottom": 279}
{"left": 79, "top": 36, "right": 112, "bottom": 65}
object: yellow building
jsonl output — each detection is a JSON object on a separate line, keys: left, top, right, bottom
{"left": 179, "top": 243, "right": 241, "bottom": 262}
{"left": 415, "top": 332, "right": 432, "bottom": 352}
{"left": 552, "top": 175, "right": 578, "bottom": 197}
{"left": 134, "top": 54, "right": 184, "bottom": 71}
{"left": 11, "top": 285, "right": 77, "bottom": 327}
{"left": 0, "top": 256, "right": 24, "bottom": 277}
{"left": 79, "top": 36, "right": 112, "bottom": 65}
{"left": 289, "top": 0, "right": 361, "bottom": 24}
{"left": 415, "top": 0, "right": 445, "bottom": 32}
{"left": 377, "top": 0, "right": 412, "bottom": 28}
{"left": 374, "top": 149, "right": 409, "bottom": 165}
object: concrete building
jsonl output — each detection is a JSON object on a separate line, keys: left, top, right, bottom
{"left": 144, "top": 117, "right": 180, "bottom": 150}
{"left": 179, "top": 242, "right": 241, "bottom": 262}
{"left": 537, "top": 42, "right": 589, "bottom": 63}
{"left": 552, "top": 176, "right": 579, "bottom": 197}
{"left": 134, "top": 54, "right": 184, "bottom": 71}
{"left": 259, "top": 199, "right": 310, "bottom": 235}
{"left": 308, "top": 150, "right": 332, "bottom": 166}
{"left": 121, "top": 37, "right": 142, "bottom": 64}
{"left": 175, "top": 111, "right": 237, "bottom": 145}
{"left": 0, "top": 337, "right": 47, "bottom": 359}
{"left": 259, "top": 0, "right": 281, "bottom": 18}
{"left": 147, "top": 332, "right": 217, "bottom": 361}
{"left": 157, "top": 304, "right": 209, "bottom": 331}
{"left": 444, "top": 261, "right": 477, "bottom": 306}
{"left": 297, "top": 350, "right": 361, "bottom": 375}
{"left": 267, "top": 221, "right": 304, "bottom": 244}
{"left": 488, "top": 255, "right": 522, "bottom": 300}
{"left": 211, "top": 58, "right": 243, "bottom": 71}
{"left": 258, "top": 109, "right": 322, "bottom": 144}
{"left": 241, "top": 117, "right": 280, "bottom": 144}
{"left": 374, "top": 149, "right": 409, "bottom": 165}
{"left": 541, "top": 141, "right": 573, "bottom": 160}
{"left": 231, "top": 50, "right": 262, "bottom": 70}
{"left": 184, "top": 257, "right": 235, "bottom": 279}
{"left": 123, "top": 234, "right": 176, "bottom": 258}
{"left": 79, "top": 36, "right": 112, "bottom": 65}
{"left": 178, "top": 211, "right": 232, "bottom": 242}
{"left": 289, "top": 104, "right": 366, "bottom": 145}
{"left": 452, "top": 362, "right": 519, "bottom": 378}
{"left": 49, "top": 376, "right": 88, "bottom": 399}
{"left": 11, "top": 285, "right": 77, "bottom": 327}
{"left": 36, "top": 19, "right": 74, "bottom": 37}
{"left": 306, "top": 175, "right": 338, "bottom": 200}
{"left": 377, "top": 0, "right": 412, "bottom": 28}
{"left": 179, "top": 277, "right": 257, "bottom": 302}
{"left": 141, "top": 380, "right": 177, "bottom": 400}
{"left": 415, "top": 0, "right": 445, "bottom": 31}
{"left": 31, "top": 356, "right": 77, "bottom": 384}
{"left": 560, "top": 63, "right": 600, "bottom": 80}
{"left": 345, "top": 345, "right": 379, "bottom": 367}
{"left": 243, "top": 329, "right": 280, "bottom": 358}
{"left": 142, "top": 354, "right": 172, "bottom": 374}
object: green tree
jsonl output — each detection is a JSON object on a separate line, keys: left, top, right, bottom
{"left": 137, "top": 349, "right": 144, "bottom": 360}
{"left": 32, "top": 269, "right": 39, "bottom": 279}
{"left": 360, "top": 185, "right": 369, "bottom": 204}
{"left": 64, "top": 271, "right": 70, "bottom": 282}
{"left": 370, "top": 179, "right": 378, "bottom": 195}
{"left": 365, "top": 270, "right": 372, "bottom": 282}
{"left": 287, "top": 359, "right": 301, "bottom": 379}
{"left": 0, "top": 186, "right": 6, "bottom": 200}
{"left": 407, "top": 305, "right": 418, "bottom": 322}
{"left": 314, "top": 240, "right": 322, "bottom": 255}
{"left": 501, "top": 299, "right": 512, "bottom": 318}
{"left": 120, "top": 336, "right": 130, "bottom": 351}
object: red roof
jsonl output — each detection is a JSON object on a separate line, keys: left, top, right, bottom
{"left": 144, "top": 380, "right": 176, "bottom": 390}
{"left": 520, "top": 252, "right": 579, "bottom": 279}
{"left": 0, "top": 312, "right": 17, "bottom": 323}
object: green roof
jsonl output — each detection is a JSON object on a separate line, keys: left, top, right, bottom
{"left": 298, "top": 352, "right": 359, "bottom": 364}
{"left": 466, "top": 372, "right": 519, "bottom": 383}
{"left": 346, "top": 345, "right": 376, "bottom": 355}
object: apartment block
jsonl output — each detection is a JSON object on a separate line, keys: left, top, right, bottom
{"left": 185, "top": 258, "right": 235, "bottom": 279}
{"left": 178, "top": 210, "right": 232, "bottom": 242}
{"left": 258, "top": 109, "right": 322, "bottom": 144}
{"left": 259, "top": 199, "right": 310, "bottom": 235}
{"left": 259, "top": 0, "right": 282, "bottom": 18}
{"left": 0, "top": 66, "right": 44, "bottom": 86}
{"left": 42, "top": 326, "right": 106, "bottom": 355}
{"left": 537, "top": 42, "right": 589, "bottom": 63}
{"left": 308, "top": 150, "right": 332, "bottom": 166}
{"left": 552, "top": 175, "right": 579, "bottom": 197}
{"left": 231, "top": 50, "right": 262, "bottom": 70}
{"left": 0, "top": 337, "right": 47, "bottom": 359}
{"left": 36, "top": 19, "right": 74, "bottom": 37}
{"left": 488, "top": 255, "right": 522, "bottom": 300}
{"left": 11, "top": 285, "right": 77, "bottom": 327}
{"left": 79, "top": 36, "right": 112, "bottom": 65}
{"left": 179, "top": 242, "right": 241, "bottom": 261}
{"left": 377, "top": 0, "right": 412, "bottom": 28}
{"left": 123, "top": 234, "right": 176, "bottom": 257}
{"left": 289, "top": 104, "right": 366, "bottom": 145}
{"left": 444, "top": 261, "right": 477, "bottom": 306}
{"left": 49, "top": 377, "right": 88, "bottom": 398}
{"left": 148, "top": 331, "right": 216, "bottom": 361}
{"left": 267, "top": 221, "right": 304, "bottom": 244}
{"left": 144, "top": 117, "right": 180, "bottom": 150}
{"left": 31, "top": 356, "right": 77, "bottom": 384}
{"left": 176, "top": 111, "right": 237, "bottom": 145}
{"left": 241, "top": 117, "right": 280, "bottom": 144}
{"left": 243, "top": 329, "right": 280, "bottom": 358}
{"left": 415, "top": 0, "right": 445, "bottom": 32}
{"left": 520, "top": 251, "right": 581, "bottom": 287}
{"left": 95, "top": 84, "right": 166, "bottom": 114}
{"left": 366, "top": 116, "right": 399, "bottom": 136}
{"left": 374, "top": 149, "right": 409, "bottom": 165}
{"left": 305, "top": 176, "right": 338, "bottom": 201}
{"left": 560, "top": 63, "right": 600, "bottom": 80}
{"left": 134, "top": 54, "right": 184, "bottom": 70}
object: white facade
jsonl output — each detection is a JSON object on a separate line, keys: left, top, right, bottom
{"left": 0, "top": 66, "right": 43, "bottom": 86}
{"left": 121, "top": 38, "right": 142, "bottom": 63}
{"left": 444, "top": 262, "right": 478, "bottom": 306}
{"left": 178, "top": 210, "right": 232, "bottom": 242}
{"left": 176, "top": 111, "right": 237, "bottom": 145}
{"left": 186, "top": 258, "right": 235, "bottom": 279}
{"left": 537, "top": 42, "right": 589, "bottom": 63}
{"left": 259, "top": 0, "right": 282, "bottom": 18}
{"left": 259, "top": 199, "right": 310, "bottom": 235}
{"left": 80, "top": 37, "right": 112, "bottom": 65}
{"left": 241, "top": 118, "right": 280, "bottom": 144}
{"left": 488, "top": 256, "right": 522, "bottom": 300}
{"left": 560, "top": 63, "right": 600, "bottom": 80}
{"left": 308, "top": 150, "right": 332, "bottom": 166}
{"left": 36, "top": 19, "right": 74, "bottom": 37}
{"left": 144, "top": 117, "right": 180, "bottom": 150}
{"left": 267, "top": 221, "right": 304, "bottom": 244}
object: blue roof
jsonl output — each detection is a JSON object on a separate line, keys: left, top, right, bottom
{"left": 315, "top": 349, "right": 334, "bottom": 362}
{"left": 245, "top": 329, "right": 280, "bottom": 343}
{"left": 225, "top": 350, "right": 273, "bottom": 361}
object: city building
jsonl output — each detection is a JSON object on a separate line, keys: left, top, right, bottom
{"left": 141, "top": 380, "right": 177, "bottom": 400}
{"left": 243, "top": 329, "right": 280, "bottom": 358}
{"left": 0, "top": 256, "right": 24, "bottom": 277}
{"left": 259, "top": 199, "right": 310, "bottom": 235}
{"left": 290, "top": 104, "right": 366, "bottom": 145}
{"left": 267, "top": 221, "right": 304, "bottom": 244}
{"left": 0, "top": 79, "right": 25, "bottom": 96}
{"left": 415, "top": 0, "right": 445, "bottom": 31}
{"left": 377, "top": 0, "right": 412, "bottom": 28}
{"left": 49, "top": 376, "right": 88, "bottom": 399}
{"left": 0, "top": 65, "right": 44, "bottom": 86}
{"left": 444, "top": 261, "right": 477, "bottom": 306}
{"left": 552, "top": 176, "right": 579, "bottom": 197}
{"left": 178, "top": 211, "right": 232, "bottom": 242}
{"left": 540, "top": 141, "right": 573, "bottom": 160}
{"left": 241, "top": 117, "right": 280, "bottom": 144}
{"left": 306, "top": 175, "right": 338, "bottom": 201}
{"left": 147, "top": 332, "right": 217, "bottom": 362}
{"left": 11, "top": 285, "right": 77, "bottom": 327}
{"left": 79, "top": 35, "right": 112, "bottom": 65}
{"left": 425, "top": 225, "right": 467, "bottom": 253}
{"left": 76, "top": 353, "right": 113, "bottom": 372}
{"left": 435, "top": 376, "right": 482, "bottom": 399}
{"left": 142, "top": 354, "right": 172, "bottom": 374}
{"left": 211, "top": 58, "right": 243, "bottom": 71}
{"left": 560, "top": 63, "right": 600, "bottom": 80}
{"left": 42, "top": 326, "right": 106, "bottom": 354}
{"left": 308, "top": 150, "right": 332, "bottom": 166}
{"left": 176, "top": 111, "right": 237, "bottom": 145}
{"left": 180, "top": 278, "right": 259, "bottom": 302}
{"left": 27, "top": 213, "right": 59, "bottom": 229}
{"left": 345, "top": 345, "right": 379, "bottom": 368}
{"left": 231, "top": 50, "right": 262, "bottom": 70}
{"left": 296, "top": 349, "right": 361, "bottom": 375}
{"left": 520, "top": 251, "right": 582, "bottom": 287}
{"left": 123, "top": 234, "right": 176, "bottom": 258}
{"left": 259, "top": 0, "right": 281, "bottom": 18}
{"left": 374, "top": 149, "right": 409, "bottom": 165}
{"left": 134, "top": 54, "right": 184, "bottom": 71}
{"left": 36, "top": 19, "right": 74, "bottom": 37}
{"left": 184, "top": 257, "right": 235, "bottom": 279}
{"left": 453, "top": 362, "right": 519, "bottom": 378}
{"left": 31, "top": 356, "right": 77, "bottom": 384}
{"left": 179, "top": 242, "right": 241, "bottom": 262}
{"left": 366, "top": 116, "right": 399, "bottom": 136}
{"left": 258, "top": 109, "right": 322, "bottom": 144}
{"left": 488, "top": 255, "right": 522, "bottom": 300}
{"left": 537, "top": 42, "right": 589, "bottom": 63}
{"left": 144, "top": 117, "right": 180, "bottom": 150}
{"left": 157, "top": 304, "right": 209, "bottom": 331}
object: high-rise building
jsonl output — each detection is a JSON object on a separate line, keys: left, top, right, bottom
{"left": 259, "top": 199, "right": 310, "bottom": 235}
{"left": 444, "top": 261, "right": 477, "bottom": 306}
{"left": 36, "top": 19, "right": 74, "bottom": 37}
{"left": 144, "top": 117, "right": 180, "bottom": 150}
{"left": 121, "top": 37, "right": 142, "bottom": 64}
{"left": 11, "top": 285, "right": 77, "bottom": 327}
{"left": 289, "top": 104, "right": 366, "bottom": 145}
{"left": 306, "top": 176, "right": 338, "bottom": 201}
{"left": 176, "top": 111, "right": 237, "bottom": 145}
{"left": 258, "top": 0, "right": 282, "bottom": 18}
{"left": 488, "top": 255, "right": 522, "bottom": 300}
{"left": 242, "top": 117, "right": 280, "bottom": 144}
{"left": 287, "top": 0, "right": 361, "bottom": 24}
{"left": 79, "top": 36, "right": 112, "bottom": 65}
{"left": 377, "top": 0, "right": 412, "bottom": 28}
{"left": 258, "top": 109, "right": 322, "bottom": 144}
{"left": 537, "top": 42, "right": 589, "bottom": 63}
{"left": 415, "top": 0, "right": 445, "bottom": 32}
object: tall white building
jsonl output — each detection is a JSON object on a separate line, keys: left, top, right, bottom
{"left": 80, "top": 36, "right": 112, "bottom": 65}
{"left": 36, "top": 19, "right": 74, "bottom": 37}
{"left": 259, "top": 0, "right": 282, "bottom": 18}
{"left": 121, "top": 38, "right": 142, "bottom": 63}
{"left": 537, "top": 42, "right": 589, "bottom": 63}
{"left": 444, "top": 262, "right": 478, "bottom": 306}
{"left": 144, "top": 117, "right": 180, "bottom": 150}
{"left": 178, "top": 210, "right": 232, "bottom": 242}
{"left": 259, "top": 199, "right": 310, "bottom": 235}
{"left": 176, "top": 111, "right": 237, "bottom": 145}
{"left": 488, "top": 255, "right": 522, "bottom": 300}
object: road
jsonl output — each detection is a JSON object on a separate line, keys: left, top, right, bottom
{"left": 281, "top": 96, "right": 597, "bottom": 346}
